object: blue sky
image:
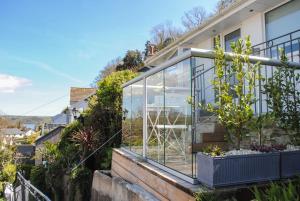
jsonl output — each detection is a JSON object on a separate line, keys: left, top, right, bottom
{"left": 0, "top": 0, "right": 218, "bottom": 116}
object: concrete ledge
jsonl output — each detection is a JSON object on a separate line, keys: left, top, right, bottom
{"left": 91, "top": 170, "right": 159, "bottom": 201}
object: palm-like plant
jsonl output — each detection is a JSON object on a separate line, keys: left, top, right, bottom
{"left": 72, "top": 127, "right": 98, "bottom": 160}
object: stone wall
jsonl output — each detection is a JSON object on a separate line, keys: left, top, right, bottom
{"left": 91, "top": 170, "right": 159, "bottom": 201}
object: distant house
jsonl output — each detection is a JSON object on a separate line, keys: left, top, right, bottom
{"left": 35, "top": 126, "right": 65, "bottom": 165}
{"left": 52, "top": 87, "right": 96, "bottom": 125}
{"left": 0, "top": 128, "right": 25, "bottom": 145}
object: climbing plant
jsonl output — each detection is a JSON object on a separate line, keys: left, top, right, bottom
{"left": 205, "top": 36, "right": 261, "bottom": 150}
{"left": 264, "top": 50, "right": 300, "bottom": 144}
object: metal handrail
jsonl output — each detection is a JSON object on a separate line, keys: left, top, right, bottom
{"left": 71, "top": 129, "right": 122, "bottom": 172}
{"left": 252, "top": 29, "right": 300, "bottom": 49}
{"left": 16, "top": 172, "right": 51, "bottom": 201}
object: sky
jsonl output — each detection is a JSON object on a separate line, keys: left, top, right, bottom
{"left": 0, "top": 0, "right": 218, "bottom": 116}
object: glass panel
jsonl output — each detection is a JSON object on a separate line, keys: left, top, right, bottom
{"left": 146, "top": 71, "right": 164, "bottom": 164}
{"left": 266, "top": 0, "right": 300, "bottom": 40}
{"left": 224, "top": 29, "right": 241, "bottom": 52}
{"left": 164, "top": 59, "right": 193, "bottom": 177}
{"left": 131, "top": 80, "right": 144, "bottom": 155}
{"left": 122, "top": 85, "right": 132, "bottom": 150}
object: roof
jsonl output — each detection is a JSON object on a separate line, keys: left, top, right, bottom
{"left": 0, "top": 128, "right": 24, "bottom": 136}
{"left": 16, "top": 145, "right": 35, "bottom": 156}
{"left": 35, "top": 126, "right": 65, "bottom": 145}
{"left": 144, "top": 0, "right": 284, "bottom": 66}
{"left": 70, "top": 87, "right": 96, "bottom": 103}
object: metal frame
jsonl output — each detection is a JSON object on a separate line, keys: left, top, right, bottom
{"left": 123, "top": 48, "right": 300, "bottom": 88}
{"left": 121, "top": 147, "right": 198, "bottom": 184}
{"left": 16, "top": 172, "right": 51, "bottom": 201}
{"left": 121, "top": 47, "right": 300, "bottom": 184}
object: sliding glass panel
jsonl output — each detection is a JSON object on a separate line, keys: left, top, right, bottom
{"left": 122, "top": 85, "right": 132, "bottom": 150}
{"left": 164, "top": 59, "right": 192, "bottom": 177}
{"left": 131, "top": 80, "right": 144, "bottom": 155}
{"left": 146, "top": 71, "right": 164, "bottom": 164}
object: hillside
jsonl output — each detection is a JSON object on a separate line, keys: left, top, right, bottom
{"left": 2, "top": 115, "right": 52, "bottom": 125}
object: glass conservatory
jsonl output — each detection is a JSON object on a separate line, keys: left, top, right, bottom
{"left": 121, "top": 48, "right": 300, "bottom": 184}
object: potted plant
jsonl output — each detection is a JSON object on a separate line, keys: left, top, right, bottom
{"left": 197, "top": 37, "right": 280, "bottom": 187}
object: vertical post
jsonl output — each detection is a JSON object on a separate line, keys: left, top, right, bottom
{"left": 142, "top": 77, "right": 147, "bottom": 158}
{"left": 21, "top": 181, "right": 25, "bottom": 201}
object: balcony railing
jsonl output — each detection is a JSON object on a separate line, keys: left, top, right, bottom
{"left": 252, "top": 29, "right": 300, "bottom": 63}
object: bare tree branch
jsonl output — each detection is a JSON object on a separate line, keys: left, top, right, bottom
{"left": 182, "top": 6, "right": 207, "bottom": 31}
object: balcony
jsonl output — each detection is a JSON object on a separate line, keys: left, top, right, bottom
{"left": 252, "top": 29, "right": 300, "bottom": 63}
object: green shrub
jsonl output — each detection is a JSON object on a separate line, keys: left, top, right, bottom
{"left": 17, "top": 164, "right": 33, "bottom": 180}
{"left": 30, "top": 165, "right": 48, "bottom": 195}
{"left": 253, "top": 180, "right": 300, "bottom": 201}
{"left": 70, "top": 167, "right": 93, "bottom": 201}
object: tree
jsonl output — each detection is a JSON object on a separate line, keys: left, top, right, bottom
{"left": 182, "top": 6, "right": 208, "bottom": 31}
{"left": 150, "top": 21, "right": 182, "bottom": 51}
{"left": 116, "top": 50, "right": 144, "bottom": 71}
{"left": 93, "top": 57, "right": 122, "bottom": 84}
{"left": 205, "top": 36, "right": 260, "bottom": 150}
{"left": 215, "top": 0, "right": 236, "bottom": 13}
{"left": 72, "top": 127, "right": 98, "bottom": 160}
{"left": 85, "top": 70, "right": 137, "bottom": 169}
{"left": 25, "top": 131, "right": 40, "bottom": 144}
{"left": 0, "top": 142, "right": 16, "bottom": 196}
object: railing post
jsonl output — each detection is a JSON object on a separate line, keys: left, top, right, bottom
{"left": 21, "top": 181, "right": 25, "bottom": 201}
{"left": 143, "top": 77, "right": 147, "bottom": 158}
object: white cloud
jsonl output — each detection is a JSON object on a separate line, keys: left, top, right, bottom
{"left": 0, "top": 74, "right": 32, "bottom": 93}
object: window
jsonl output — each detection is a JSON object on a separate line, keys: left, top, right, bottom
{"left": 224, "top": 29, "right": 241, "bottom": 52}
{"left": 224, "top": 29, "right": 241, "bottom": 97}
{"left": 265, "top": 0, "right": 300, "bottom": 41}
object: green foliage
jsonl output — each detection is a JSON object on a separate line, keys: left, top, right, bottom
{"left": 205, "top": 36, "right": 261, "bottom": 149}
{"left": 59, "top": 120, "right": 83, "bottom": 150}
{"left": 30, "top": 165, "right": 49, "bottom": 195}
{"left": 86, "top": 70, "right": 137, "bottom": 150}
{"left": 99, "top": 148, "right": 112, "bottom": 170}
{"left": 264, "top": 49, "right": 300, "bottom": 144}
{"left": 0, "top": 143, "right": 16, "bottom": 195}
{"left": 2, "top": 163, "right": 16, "bottom": 184}
{"left": 194, "top": 191, "right": 237, "bottom": 201}
{"left": 94, "top": 70, "right": 137, "bottom": 110}
{"left": 41, "top": 142, "right": 61, "bottom": 164}
{"left": 17, "top": 164, "right": 33, "bottom": 180}
{"left": 202, "top": 145, "right": 224, "bottom": 157}
{"left": 116, "top": 50, "right": 144, "bottom": 71}
{"left": 248, "top": 113, "right": 275, "bottom": 145}
{"left": 70, "top": 167, "right": 93, "bottom": 201}
{"left": 253, "top": 180, "right": 300, "bottom": 201}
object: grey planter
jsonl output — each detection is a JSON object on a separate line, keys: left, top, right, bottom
{"left": 197, "top": 152, "right": 280, "bottom": 188}
{"left": 280, "top": 150, "right": 300, "bottom": 178}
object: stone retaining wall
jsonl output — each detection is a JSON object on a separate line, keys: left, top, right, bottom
{"left": 91, "top": 170, "right": 159, "bottom": 201}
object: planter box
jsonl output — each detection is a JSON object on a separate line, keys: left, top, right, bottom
{"left": 280, "top": 150, "right": 300, "bottom": 178}
{"left": 197, "top": 152, "right": 280, "bottom": 188}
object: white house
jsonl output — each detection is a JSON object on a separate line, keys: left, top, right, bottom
{"left": 52, "top": 87, "right": 96, "bottom": 125}
{"left": 145, "top": 0, "right": 300, "bottom": 66}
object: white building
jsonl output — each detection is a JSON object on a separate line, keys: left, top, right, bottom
{"left": 52, "top": 87, "right": 96, "bottom": 125}
{"left": 145, "top": 0, "right": 300, "bottom": 66}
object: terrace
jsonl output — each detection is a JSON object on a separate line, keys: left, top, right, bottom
{"left": 120, "top": 35, "right": 300, "bottom": 186}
